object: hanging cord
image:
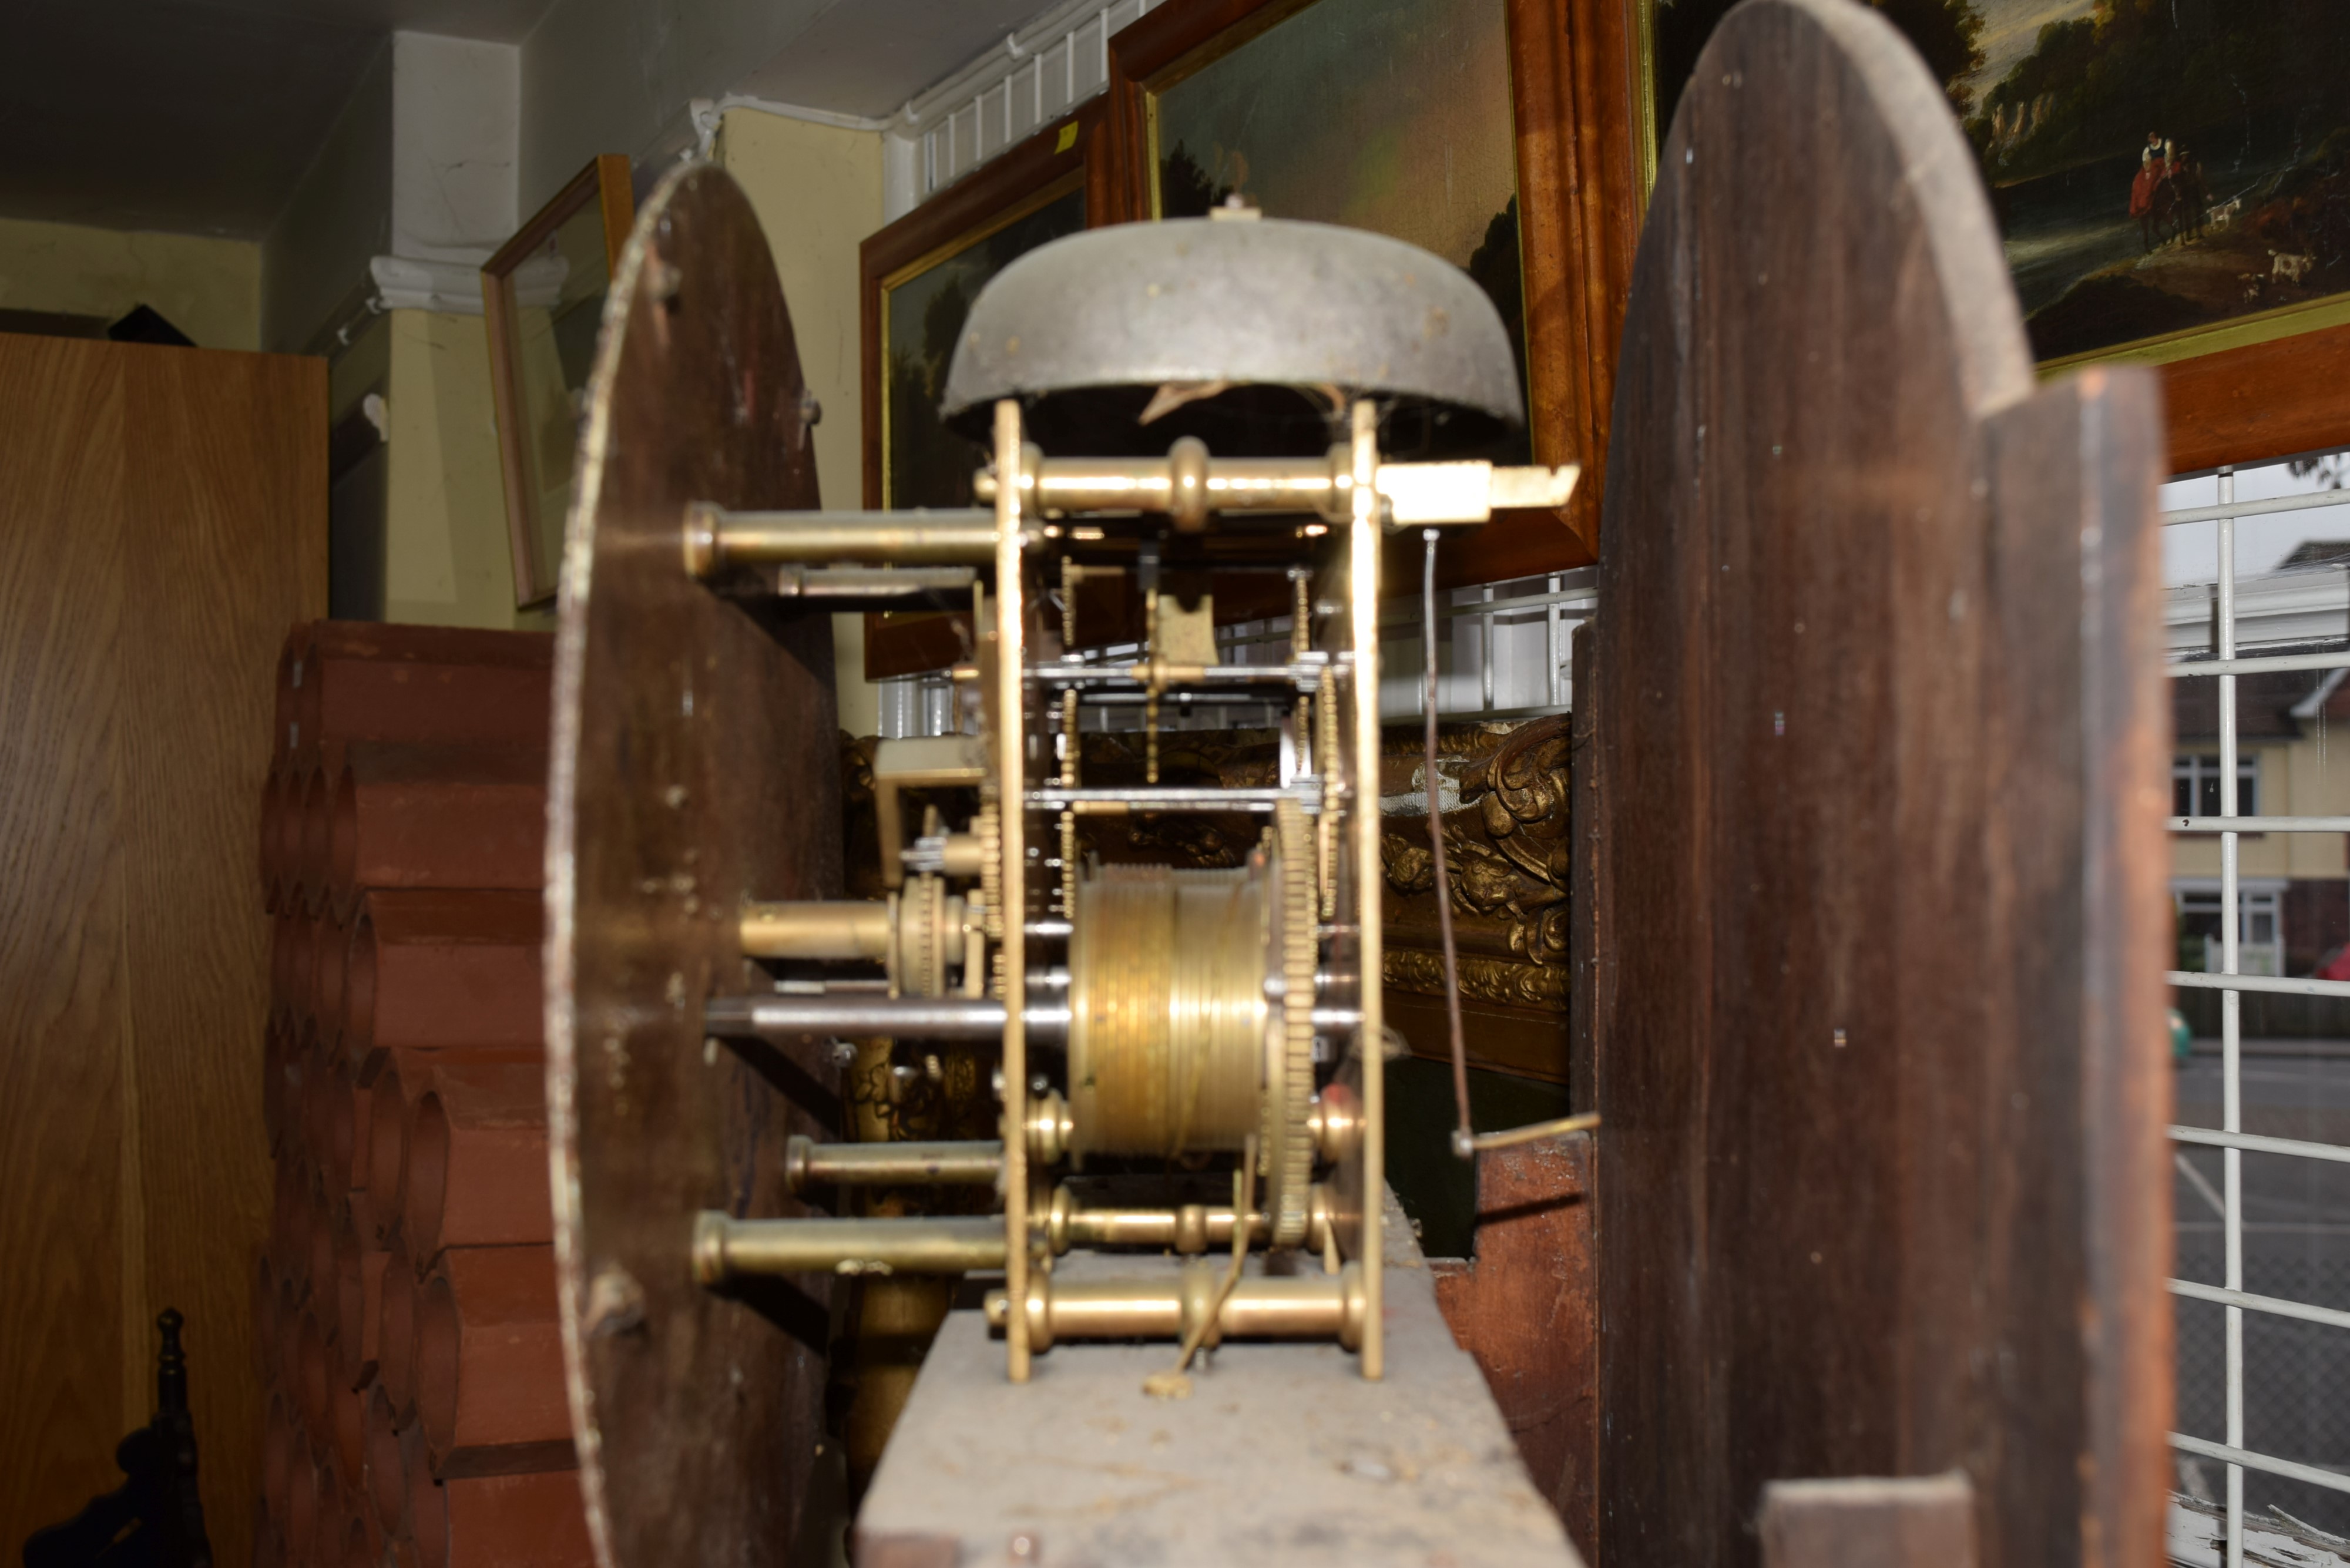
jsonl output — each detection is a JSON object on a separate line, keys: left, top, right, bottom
{"left": 1143, "top": 1132, "right": 1258, "bottom": 1399}
{"left": 1425, "top": 531, "right": 1475, "bottom": 1160}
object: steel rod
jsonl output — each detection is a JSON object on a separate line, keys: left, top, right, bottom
{"left": 764, "top": 566, "right": 978, "bottom": 597}
{"left": 1029, "top": 786, "right": 1315, "bottom": 815}
{"left": 2170, "top": 816, "right": 2350, "bottom": 833}
{"left": 704, "top": 995, "right": 1069, "bottom": 1042}
{"left": 1425, "top": 530, "right": 1473, "bottom": 1163}
{"left": 1466, "top": 1112, "right": 1601, "bottom": 1154}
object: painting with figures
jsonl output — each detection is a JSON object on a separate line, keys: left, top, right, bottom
{"left": 1649, "top": 0, "right": 2350, "bottom": 366}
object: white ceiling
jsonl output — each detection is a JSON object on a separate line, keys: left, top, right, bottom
{"left": 0, "top": 0, "right": 1059, "bottom": 240}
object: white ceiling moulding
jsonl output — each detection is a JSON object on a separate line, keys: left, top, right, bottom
{"left": 687, "top": 93, "right": 895, "bottom": 162}
{"left": 369, "top": 254, "right": 493, "bottom": 315}
{"left": 886, "top": 0, "right": 1161, "bottom": 220}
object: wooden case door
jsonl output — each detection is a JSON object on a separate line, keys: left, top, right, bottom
{"left": 0, "top": 333, "right": 325, "bottom": 1568}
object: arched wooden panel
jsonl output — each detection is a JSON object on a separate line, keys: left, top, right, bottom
{"left": 1582, "top": 2, "right": 2173, "bottom": 1564}
{"left": 547, "top": 163, "right": 841, "bottom": 1568}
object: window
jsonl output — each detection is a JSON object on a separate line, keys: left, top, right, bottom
{"left": 2173, "top": 752, "right": 2258, "bottom": 818}
{"left": 2160, "top": 454, "right": 2350, "bottom": 1543}
{"left": 2174, "top": 885, "right": 2284, "bottom": 978}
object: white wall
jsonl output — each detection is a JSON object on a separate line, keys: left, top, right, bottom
{"left": 390, "top": 33, "right": 520, "bottom": 261}
{"left": 261, "top": 39, "right": 392, "bottom": 353}
{"left": 261, "top": 33, "right": 521, "bottom": 353}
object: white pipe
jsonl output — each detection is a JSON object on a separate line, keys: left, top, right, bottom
{"left": 2217, "top": 467, "right": 2245, "bottom": 1568}
{"left": 2169, "top": 1278, "right": 2350, "bottom": 1333}
{"left": 2171, "top": 1124, "right": 2350, "bottom": 1167}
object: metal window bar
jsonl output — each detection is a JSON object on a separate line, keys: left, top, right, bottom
{"left": 2160, "top": 463, "right": 2350, "bottom": 1561}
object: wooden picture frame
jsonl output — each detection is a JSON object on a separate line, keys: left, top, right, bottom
{"left": 861, "top": 100, "right": 1112, "bottom": 512}
{"left": 860, "top": 0, "right": 1652, "bottom": 674}
{"left": 859, "top": 102, "right": 1111, "bottom": 679}
{"left": 1631, "top": 0, "right": 2350, "bottom": 478}
{"left": 482, "top": 154, "right": 634, "bottom": 608}
{"left": 2155, "top": 320, "right": 2350, "bottom": 476}
{"left": 1106, "top": 0, "right": 1648, "bottom": 582}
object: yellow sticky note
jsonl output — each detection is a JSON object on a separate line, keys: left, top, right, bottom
{"left": 1055, "top": 122, "right": 1079, "bottom": 154}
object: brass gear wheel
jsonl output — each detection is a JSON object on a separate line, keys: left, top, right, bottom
{"left": 1262, "top": 797, "right": 1318, "bottom": 1247}
{"left": 893, "top": 874, "right": 953, "bottom": 998}
{"left": 975, "top": 798, "right": 1003, "bottom": 942}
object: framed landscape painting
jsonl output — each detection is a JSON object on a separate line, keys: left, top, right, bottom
{"left": 860, "top": 106, "right": 1103, "bottom": 512}
{"left": 1646, "top": 0, "right": 2350, "bottom": 378}
{"left": 858, "top": 106, "right": 1106, "bottom": 677}
{"left": 1142, "top": 0, "right": 1533, "bottom": 457}
{"left": 1107, "top": 0, "right": 1647, "bottom": 579}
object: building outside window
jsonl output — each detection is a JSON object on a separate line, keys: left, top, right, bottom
{"left": 2174, "top": 751, "right": 2260, "bottom": 820}
{"left": 2174, "top": 882, "right": 2286, "bottom": 978}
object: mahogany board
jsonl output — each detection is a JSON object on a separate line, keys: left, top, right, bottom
{"left": 546, "top": 164, "right": 842, "bottom": 1568}
{"left": 0, "top": 334, "right": 324, "bottom": 1568}
{"left": 1580, "top": 3, "right": 2172, "bottom": 1566}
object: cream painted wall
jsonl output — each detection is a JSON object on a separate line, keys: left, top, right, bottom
{"left": 716, "top": 106, "right": 885, "bottom": 736}
{"left": 381, "top": 309, "right": 535, "bottom": 628}
{"left": 716, "top": 108, "right": 879, "bottom": 515}
{"left": 0, "top": 216, "right": 261, "bottom": 351}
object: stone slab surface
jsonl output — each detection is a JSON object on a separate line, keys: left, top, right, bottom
{"left": 856, "top": 1193, "right": 1583, "bottom": 1568}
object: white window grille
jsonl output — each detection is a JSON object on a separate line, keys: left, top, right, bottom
{"left": 894, "top": 0, "right": 1161, "bottom": 212}
{"left": 2161, "top": 455, "right": 2350, "bottom": 1566}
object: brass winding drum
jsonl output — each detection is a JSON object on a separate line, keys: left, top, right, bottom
{"left": 1065, "top": 861, "right": 1270, "bottom": 1157}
